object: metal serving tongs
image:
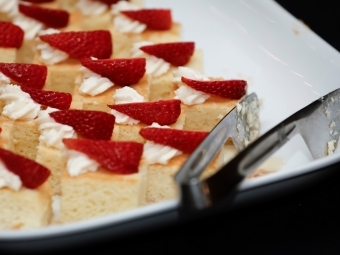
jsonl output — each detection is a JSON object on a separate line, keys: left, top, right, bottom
{"left": 175, "top": 88, "right": 340, "bottom": 212}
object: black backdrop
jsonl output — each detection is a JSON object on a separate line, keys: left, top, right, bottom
{"left": 5, "top": 1, "right": 340, "bottom": 254}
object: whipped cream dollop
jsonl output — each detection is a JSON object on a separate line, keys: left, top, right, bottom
{"left": 0, "top": 84, "right": 40, "bottom": 120}
{"left": 0, "top": 72, "right": 10, "bottom": 86}
{"left": 78, "top": 65, "right": 114, "bottom": 96}
{"left": 173, "top": 67, "right": 210, "bottom": 105}
{"left": 111, "top": 86, "right": 144, "bottom": 125}
{"left": 112, "top": 1, "right": 144, "bottom": 33}
{"left": 64, "top": 150, "right": 100, "bottom": 177}
{"left": 143, "top": 124, "right": 182, "bottom": 164}
{"left": 111, "top": 1, "right": 140, "bottom": 15}
{"left": 0, "top": 0, "right": 18, "bottom": 19}
{"left": 35, "top": 107, "right": 77, "bottom": 149}
{"left": 0, "top": 161, "right": 22, "bottom": 191}
{"left": 76, "top": 0, "right": 107, "bottom": 15}
{"left": 36, "top": 43, "right": 69, "bottom": 66}
{"left": 113, "top": 15, "right": 146, "bottom": 34}
{"left": 13, "top": 14, "right": 44, "bottom": 40}
{"left": 131, "top": 41, "right": 170, "bottom": 77}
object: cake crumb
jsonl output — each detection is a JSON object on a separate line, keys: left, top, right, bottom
{"left": 327, "top": 140, "right": 337, "bottom": 155}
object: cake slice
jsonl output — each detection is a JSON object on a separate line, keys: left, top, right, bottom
{"left": 34, "top": 108, "right": 115, "bottom": 196}
{"left": 0, "top": 21, "right": 25, "bottom": 63}
{"left": 0, "top": 147, "right": 52, "bottom": 230}
{"left": 58, "top": 138, "right": 146, "bottom": 224}
{"left": 108, "top": 96, "right": 185, "bottom": 143}
{"left": 139, "top": 125, "right": 226, "bottom": 204}
{"left": 0, "top": 84, "right": 43, "bottom": 160}
{"left": 10, "top": 2, "right": 70, "bottom": 63}
{"left": 57, "top": 0, "right": 144, "bottom": 13}
{"left": 171, "top": 67, "right": 248, "bottom": 131}
{"left": 66, "top": 0, "right": 113, "bottom": 31}
{"left": 33, "top": 29, "right": 113, "bottom": 94}
{"left": 131, "top": 41, "right": 203, "bottom": 101}
{"left": 71, "top": 57, "right": 150, "bottom": 112}
{"left": 110, "top": 6, "right": 181, "bottom": 58}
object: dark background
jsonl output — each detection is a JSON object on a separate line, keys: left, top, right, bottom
{"left": 4, "top": 1, "right": 340, "bottom": 254}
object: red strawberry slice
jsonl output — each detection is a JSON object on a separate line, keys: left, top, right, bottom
{"left": 39, "top": 30, "right": 113, "bottom": 60}
{"left": 21, "top": 87, "right": 72, "bottom": 110}
{"left": 0, "top": 21, "right": 24, "bottom": 49}
{"left": 140, "top": 127, "right": 208, "bottom": 154}
{"left": 121, "top": 9, "right": 172, "bottom": 30}
{"left": 181, "top": 77, "right": 247, "bottom": 100}
{"left": 0, "top": 63, "right": 47, "bottom": 89}
{"left": 63, "top": 138, "right": 143, "bottom": 174}
{"left": 140, "top": 42, "right": 194, "bottom": 66}
{"left": 108, "top": 99, "right": 181, "bottom": 125}
{"left": 81, "top": 57, "right": 146, "bottom": 86}
{"left": 50, "top": 110, "right": 115, "bottom": 140}
{"left": 19, "top": 3, "right": 69, "bottom": 28}
{"left": 0, "top": 148, "right": 50, "bottom": 189}
{"left": 96, "top": 0, "right": 123, "bottom": 5}
{"left": 21, "top": 0, "right": 55, "bottom": 4}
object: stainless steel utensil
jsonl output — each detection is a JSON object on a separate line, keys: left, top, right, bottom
{"left": 175, "top": 88, "right": 340, "bottom": 211}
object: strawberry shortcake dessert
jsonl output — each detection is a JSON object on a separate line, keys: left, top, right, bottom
{"left": 0, "top": 0, "right": 261, "bottom": 229}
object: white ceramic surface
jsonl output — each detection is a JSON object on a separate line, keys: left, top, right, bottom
{"left": 1, "top": 0, "right": 340, "bottom": 240}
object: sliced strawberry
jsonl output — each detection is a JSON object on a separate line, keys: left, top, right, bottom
{"left": 96, "top": 0, "right": 122, "bottom": 5}
{"left": 108, "top": 99, "right": 181, "bottom": 125}
{"left": 140, "top": 127, "right": 208, "bottom": 154}
{"left": 80, "top": 57, "right": 146, "bottom": 86}
{"left": 0, "top": 21, "right": 24, "bottom": 49}
{"left": 21, "top": 0, "right": 55, "bottom": 3}
{"left": 121, "top": 9, "right": 172, "bottom": 30}
{"left": 39, "top": 30, "right": 113, "bottom": 60}
{"left": 19, "top": 3, "right": 69, "bottom": 28}
{"left": 0, "top": 148, "right": 50, "bottom": 189}
{"left": 63, "top": 138, "right": 143, "bottom": 174}
{"left": 0, "top": 63, "right": 47, "bottom": 89}
{"left": 140, "top": 42, "right": 194, "bottom": 66}
{"left": 49, "top": 109, "right": 115, "bottom": 140}
{"left": 21, "top": 87, "right": 72, "bottom": 110}
{"left": 181, "top": 77, "right": 247, "bottom": 99}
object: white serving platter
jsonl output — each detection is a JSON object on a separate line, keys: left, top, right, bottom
{"left": 1, "top": 0, "right": 340, "bottom": 251}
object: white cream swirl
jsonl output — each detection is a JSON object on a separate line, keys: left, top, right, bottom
{"left": 64, "top": 150, "right": 100, "bottom": 177}
{"left": 143, "top": 141, "right": 182, "bottom": 165}
{"left": 173, "top": 66, "right": 210, "bottom": 83}
{"left": 131, "top": 41, "right": 170, "bottom": 77}
{"left": 38, "top": 28, "right": 61, "bottom": 36}
{"left": 111, "top": 1, "right": 140, "bottom": 15}
{"left": 0, "top": 72, "right": 10, "bottom": 86}
{"left": 36, "top": 42, "right": 69, "bottom": 66}
{"left": 76, "top": 0, "right": 107, "bottom": 15}
{"left": 111, "top": 87, "right": 144, "bottom": 125}
{"left": 13, "top": 14, "right": 44, "bottom": 40}
{"left": 0, "top": 0, "right": 18, "bottom": 18}
{"left": 113, "top": 15, "right": 146, "bottom": 34}
{"left": 0, "top": 84, "right": 40, "bottom": 120}
{"left": 173, "top": 67, "right": 210, "bottom": 105}
{"left": 78, "top": 66, "right": 114, "bottom": 96}
{"left": 131, "top": 41, "right": 153, "bottom": 57}
{"left": 35, "top": 107, "right": 77, "bottom": 149}
{"left": 0, "top": 161, "right": 22, "bottom": 191}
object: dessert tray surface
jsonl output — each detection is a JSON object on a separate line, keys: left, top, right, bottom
{"left": 1, "top": 0, "right": 340, "bottom": 247}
